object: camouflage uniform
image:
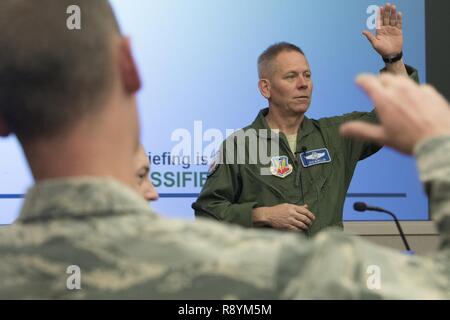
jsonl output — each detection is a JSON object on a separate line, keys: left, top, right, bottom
{"left": 0, "top": 136, "right": 449, "bottom": 299}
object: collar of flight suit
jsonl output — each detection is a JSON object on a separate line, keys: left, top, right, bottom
{"left": 250, "top": 108, "right": 315, "bottom": 142}
{"left": 17, "top": 177, "right": 156, "bottom": 224}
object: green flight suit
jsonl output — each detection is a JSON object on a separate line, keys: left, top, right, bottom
{"left": 195, "top": 66, "right": 419, "bottom": 236}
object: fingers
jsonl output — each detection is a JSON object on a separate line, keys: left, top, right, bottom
{"left": 340, "top": 122, "right": 387, "bottom": 146}
{"left": 362, "top": 30, "right": 376, "bottom": 45}
{"left": 356, "top": 72, "right": 414, "bottom": 98}
{"left": 295, "top": 215, "right": 312, "bottom": 228}
{"left": 376, "top": 6, "right": 382, "bottom": 29}
{"left": 286, "top": 226, "right": 298, "bottom": 232}
{"left": 287, "top": 218, "right": 309, "bottom": 231}
{"left": 387, "top": 3, "right": 393, "bottom": 26}
{"left": 382, "top": 5, "right": 389, "bottom": 26}
{"left": 380, "top": 3, "right": 400, "bottom": 28}
{"left": 286, "top": 225, "right": 307, "bottom": 232}
{"left": 356, "top": 73, "right": 444, "bottom": 120}
{"left": 288, "top": 206, "right": 314, "bottom": 229}
{"left": 390, "top": 4, "right": 403, "bottom": 30}
{"left": 355, "top": 74, "right": 389, "bottom": 108}
{"left": 294, "top": 205, "right": 315, "bottom": 221}
{"left": 397, "top": 11, "right": 403, "bottom": 29}
{"left": 356, "top": 74, "right": 421, "bottom": 117}
{"left": 390, "top": 5, "right": 397, "bottom": 27}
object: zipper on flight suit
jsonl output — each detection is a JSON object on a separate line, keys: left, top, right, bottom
{"left": 279, "top": 133, "right": 304, "bottom": 199}
{"left": 289, "top": 139, "right": 312, "bottom": 238}
{"left": 280, "top": 134, "right": 311, "bottom": 237}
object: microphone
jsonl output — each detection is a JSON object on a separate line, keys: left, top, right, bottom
{"left": 192, "top": 202, "right": 220, "bottom": 221}
{"left": 295, "top": 146, "right": 307, "bottom": 156}
{"left": 353, "top": 202, "right": 412, "bottom": 252}
{"left": 294, "top": 146, "right": 307, "bottom": 155}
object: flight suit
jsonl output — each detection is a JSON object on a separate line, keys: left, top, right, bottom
{"left": 195, "top": 66, "right": 419, "bottom": 236}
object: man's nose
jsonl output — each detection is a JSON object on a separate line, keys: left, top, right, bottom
{"left": 145, "top": 181, "right": 159, "bottom": 202}
{"left": 296, "top": 76, "right": 308, "bottom": 89}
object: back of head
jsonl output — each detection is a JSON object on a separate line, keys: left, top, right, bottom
{"left": 0, "top": 0, "right": 121, "bottom": 141}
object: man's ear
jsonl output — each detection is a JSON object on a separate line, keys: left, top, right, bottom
{"left": 258, "top": 79, "right": 271, "bottom": 99}
{"left": 0, "top": 117, "right": 11, "bottom": 137}
{"left": 118, "top": 37, "right": 141, "bottom": 94}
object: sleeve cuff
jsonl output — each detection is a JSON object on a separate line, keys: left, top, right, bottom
{"left": 414, "top": 136, "right": 450, "bottom": 183}
{"left": 380, "top": 64, "right": 419, "bottom": 83}
{"left": 223, "top": 202, "right": 259, "bottom": 228}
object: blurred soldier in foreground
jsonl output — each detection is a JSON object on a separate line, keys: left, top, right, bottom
{"left": 0, "top": 0, "right": 448, "bottom": 299}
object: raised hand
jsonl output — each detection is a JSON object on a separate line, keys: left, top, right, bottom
{"left": 363, "top": 3, "right": 403, "bottom": 57}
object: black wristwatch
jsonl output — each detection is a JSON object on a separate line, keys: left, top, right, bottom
{"left": 382, "top": 51, "right": 403, "bottom": 64}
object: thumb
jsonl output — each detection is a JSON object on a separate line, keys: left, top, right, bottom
{"left": 340, "top": 122, "right": 386, "bottom": 145}
{"left": 362, "top": 30, "right": 376, "bottom": 45}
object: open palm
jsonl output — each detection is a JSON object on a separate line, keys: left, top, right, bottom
{"left": 363, "top": 4, "right": 403, "bottom": 57}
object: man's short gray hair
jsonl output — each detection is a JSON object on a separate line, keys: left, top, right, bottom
{"left": 257, "top": 42, "right": 305, "bottom": 79}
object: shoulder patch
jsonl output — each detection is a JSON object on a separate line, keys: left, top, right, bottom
{"left": 207, "top": 149, "right": 223, "bottom": 177}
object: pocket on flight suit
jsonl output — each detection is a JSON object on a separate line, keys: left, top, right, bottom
{"left": 304, "top": 147, "right": 340, "bottom": 193}
{"left": 242, "top": 166, "right": 291, "bottom": 205}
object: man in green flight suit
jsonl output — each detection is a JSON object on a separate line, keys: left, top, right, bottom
{"left": 195, "top": 3, "right": 419, "bottom": 235}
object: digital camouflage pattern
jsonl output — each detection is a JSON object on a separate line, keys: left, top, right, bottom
{"left": 0, "top": 137, "right": 449, "bottom": 299}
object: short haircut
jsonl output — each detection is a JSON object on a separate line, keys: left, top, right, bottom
{"left": 0, "top": 0, "right": 121, "bottom": 140}
{"left": 257, "top": 42, "right": 305, "bottom": 79}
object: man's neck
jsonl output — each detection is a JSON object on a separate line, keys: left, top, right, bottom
{"left": 265, "top": 107, "right": 304, "bottom": 136}
{"left": 21, "top": 120, "right": 136, "bottom": 189}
